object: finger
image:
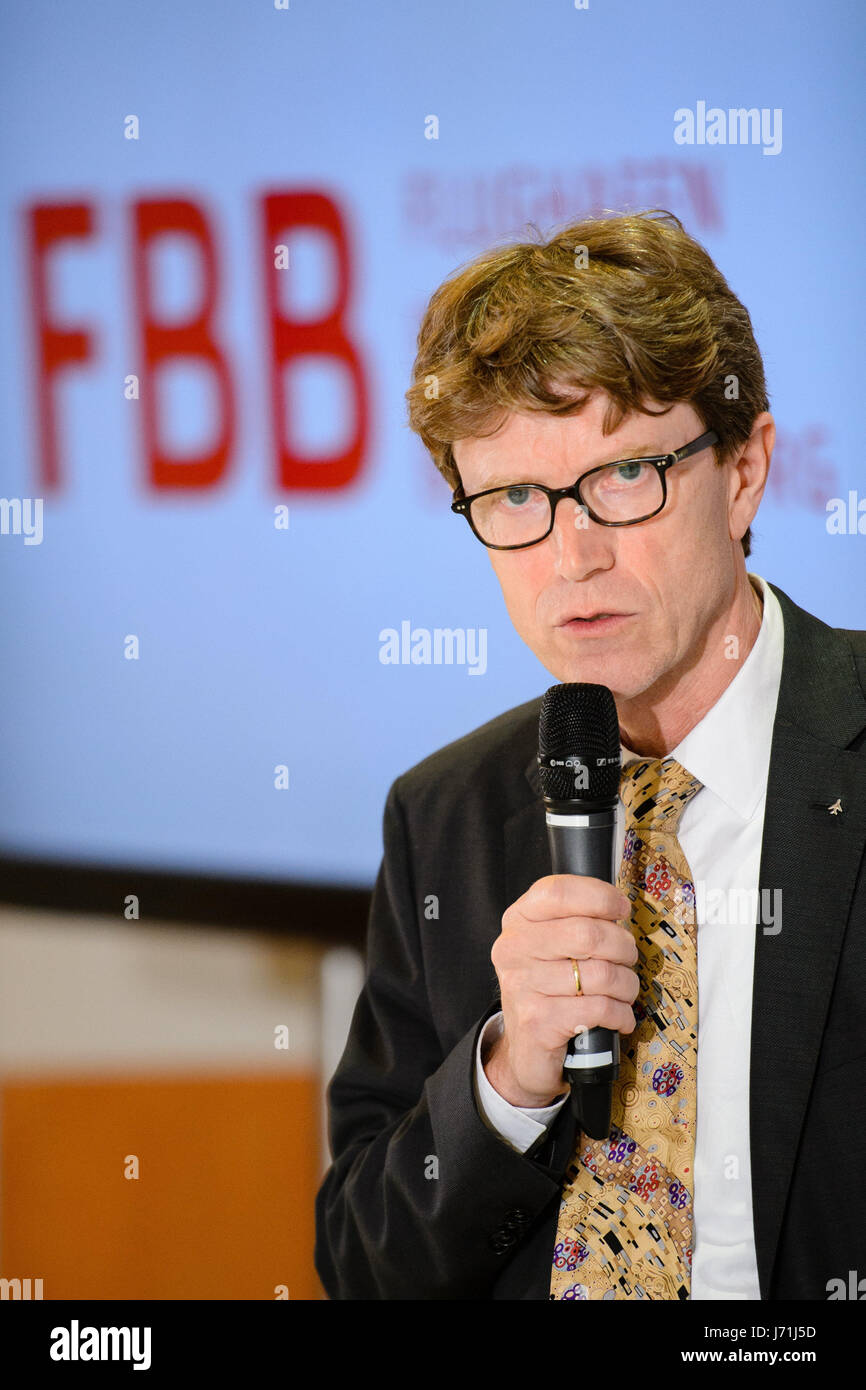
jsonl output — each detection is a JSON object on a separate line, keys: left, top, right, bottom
{"left": 562, "top": 956, "right": 641, "bottom": 1004}
{"left": 511, "top": 956, "right": 639, "bottom": 1002}
{"left": 535, "top": 918, "right": 639, "bottom": 966}
{"left": 573, "top": 995, "right": 636, "bottom": 1036}
{"left": 544, "top": 994, "right": 637, "bottom": 1038}
{"left": 518, "top": 875, "right": 631, "bottom": 925}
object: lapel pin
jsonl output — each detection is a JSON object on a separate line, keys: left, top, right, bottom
{"left": 828, "top": 798, "right": 843, "bottom": 815}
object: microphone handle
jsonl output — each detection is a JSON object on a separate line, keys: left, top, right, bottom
{"left": 545, "top": 805, "right": 621, "bottom": 1138}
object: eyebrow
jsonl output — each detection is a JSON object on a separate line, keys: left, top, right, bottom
{"left": 474, "top": 443, "right": 663, "bottom": 491}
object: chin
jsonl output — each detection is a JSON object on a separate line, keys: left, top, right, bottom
{"left": 541, "top": 647, "right": 649, "bottom": 700}
{"left": 542, "top": 654, "right": 619, "bottom": 687}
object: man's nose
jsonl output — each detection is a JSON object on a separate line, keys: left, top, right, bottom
{"left": 549, "top": 496, "right": 616, "bottom": 579}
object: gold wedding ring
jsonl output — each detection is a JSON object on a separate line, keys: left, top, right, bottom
{"left": 570, "top": 958, "right": 583, "bottom": 997}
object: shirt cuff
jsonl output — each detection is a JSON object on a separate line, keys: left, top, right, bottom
{"left": 474, "top": 1011, "right": 569, "bottom": 1153}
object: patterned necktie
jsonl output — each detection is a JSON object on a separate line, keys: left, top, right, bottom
{"left": 549, "top": 757, "right": 704, "bottom": 1301}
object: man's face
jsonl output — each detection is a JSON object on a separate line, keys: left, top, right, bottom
{"left": 453, "top": 392, "right": 744, "bottom": 702}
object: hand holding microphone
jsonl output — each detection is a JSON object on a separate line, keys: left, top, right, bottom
{"left": 486, "top": 874, "right": 638, "bottom": 1110}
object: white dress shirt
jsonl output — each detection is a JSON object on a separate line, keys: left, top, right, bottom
{"left": 474, "top": 571, "right": 785, "bottom": 1299}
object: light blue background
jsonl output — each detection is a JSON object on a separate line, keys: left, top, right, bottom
{"left": 1, "top": 0, "right": 863, "bottom": 886}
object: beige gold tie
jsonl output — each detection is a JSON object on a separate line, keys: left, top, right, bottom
{"left": 549, "top": 757, "right": 704, "bottom": 1300}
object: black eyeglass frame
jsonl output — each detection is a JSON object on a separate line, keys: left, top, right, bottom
{"left": 450, "top": 429, "right": 720, "bottom": 550}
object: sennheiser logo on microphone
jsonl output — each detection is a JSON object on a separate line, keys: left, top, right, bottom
{"left": 541, "top": 755, "right": 589, "bottom": 791}
{"left": 539, "top": 752, "right": 621, "bottom": 793}
{"left": 539, "top": 754, "right": 620, "bottom": 768}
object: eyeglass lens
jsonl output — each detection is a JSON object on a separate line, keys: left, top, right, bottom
{"left": 468, "top": 460, "right": 663, "bottom": 545}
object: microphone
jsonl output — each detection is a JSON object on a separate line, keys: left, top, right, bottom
{"left": 537, "top": 682, "right": 622, "bottom": 1139}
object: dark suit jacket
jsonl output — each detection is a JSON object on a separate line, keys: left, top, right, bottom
{"left": 315, "top": 583, "right": 866, "bottom": 1299}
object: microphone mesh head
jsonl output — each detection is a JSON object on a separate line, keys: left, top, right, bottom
{"left": 537, "top": 683, "right": 621, "bottom": 803}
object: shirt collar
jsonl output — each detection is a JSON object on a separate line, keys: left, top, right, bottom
{"left": 620, "top": 573, "right": 785, "bottom": 821}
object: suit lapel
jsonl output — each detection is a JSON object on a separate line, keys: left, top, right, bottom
{"left": 750, "top": 585, "right": 866, "bottom": 1296}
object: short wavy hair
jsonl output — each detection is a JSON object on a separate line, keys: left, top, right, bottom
{"left": 405, "top": 208, "right": 770, "bottom": 556}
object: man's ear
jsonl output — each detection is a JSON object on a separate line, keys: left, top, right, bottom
{"left": 727, "top": 412, "right": 774, "bottom": 544}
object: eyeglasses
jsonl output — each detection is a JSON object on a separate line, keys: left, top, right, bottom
{"left": 450, "top": 430, "right": 719, "bottom": 550}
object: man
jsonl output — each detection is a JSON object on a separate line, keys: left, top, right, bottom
{"left": 315, "top": 210, "right": 866, "bottom": 1299}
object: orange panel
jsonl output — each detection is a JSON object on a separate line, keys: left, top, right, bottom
{"left": 0, "top": 1074, "right": 323, "bottom": 1300}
